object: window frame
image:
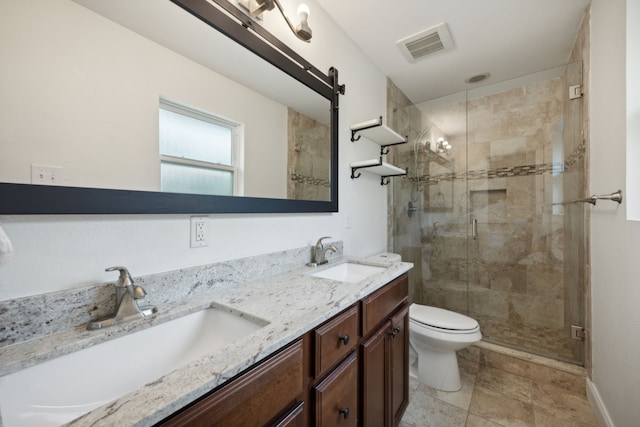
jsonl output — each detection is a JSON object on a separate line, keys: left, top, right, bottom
{"left": 159, "top": 98, "right": 244, "bottom": 197}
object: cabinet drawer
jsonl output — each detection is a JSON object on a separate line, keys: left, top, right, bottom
{"left": 314, "top": 305, "right": 358, "bottom": 378}
{"left": 314, "top": 352, "right": 358, "bottom": 426}
{"left": 159, "top": 340, "right": 303, "bottom": 427}
{"left": 273, "top": 401, "right": 304, "bottom": 427}
{"left": 361, "top": 274, "right": 408, "bottom": 337}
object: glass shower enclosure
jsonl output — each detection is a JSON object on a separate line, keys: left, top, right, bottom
{"left": 389, "top": 62, "right": 586, "bottom": 364}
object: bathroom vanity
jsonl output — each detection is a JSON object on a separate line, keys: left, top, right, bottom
{"left": 0, "top": 251, "right": 412, "bottom": 427}
{"left": 158, "top": 273, "right": 409, "bottom": 426}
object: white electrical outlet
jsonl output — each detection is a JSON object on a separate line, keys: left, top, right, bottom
{"left": 31, "top": 164, "right": 63, "bottom": 186}
{"left": 190, "top": 216, "right": 209, "bottom": 248}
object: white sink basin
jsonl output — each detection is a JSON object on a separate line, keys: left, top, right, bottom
{"left": 310, "top": 262, "right": 386, "bottom": 283}
{"left": 0, "top": 307, "right": 267, "bottom": 427}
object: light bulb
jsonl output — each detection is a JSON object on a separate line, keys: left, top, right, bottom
{"left": 297, "top": 3, "right": 310, "bottom": 18}
{"left": 295, "top": 3, "right": 312, "bottom": 41}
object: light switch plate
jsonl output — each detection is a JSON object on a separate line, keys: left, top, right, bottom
{"left": 31, "top": 164, "right": 63, "bottom": 185}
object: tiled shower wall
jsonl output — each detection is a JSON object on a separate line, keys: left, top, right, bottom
{"left": 287, "top": 108, "right": 331, "bottom": 201}
{"left": 388, "top": 69, "right": 587, "bottom": 364}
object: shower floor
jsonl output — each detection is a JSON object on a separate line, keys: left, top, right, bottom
{"left": 400, "top": 343, "right": 596, "bottom": 426}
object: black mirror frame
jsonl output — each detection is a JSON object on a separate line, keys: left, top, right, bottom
{"left": 0, "top": 0, "right": 343, "bottom": 215}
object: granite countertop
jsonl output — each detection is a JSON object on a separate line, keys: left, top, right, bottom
{"left": 0, "top": 257, "right": 412, "bottom": 427}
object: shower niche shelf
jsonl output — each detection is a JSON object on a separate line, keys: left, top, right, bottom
{"left": 350, "top": 158, "right": 407, "bottom": 186}
{"left": 350, "top": 116, "right": 407, "bottom": 155}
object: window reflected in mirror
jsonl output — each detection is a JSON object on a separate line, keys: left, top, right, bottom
{"left": 159, "top": 99, "right": 240, "bottom": 196}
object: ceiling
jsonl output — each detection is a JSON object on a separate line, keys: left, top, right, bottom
{"left": 315, "top": 0, "right": 590, "bottom": 104}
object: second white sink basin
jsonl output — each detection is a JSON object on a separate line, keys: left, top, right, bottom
{"left": 0, "top": 306, "right": 267, "bottom": 427}
{"left": 310, "top": 262, "right": 386, "bottom": 283}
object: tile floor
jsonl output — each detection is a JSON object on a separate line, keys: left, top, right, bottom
{"left": 400, "top": 344, "right": 598, "bottom": 427}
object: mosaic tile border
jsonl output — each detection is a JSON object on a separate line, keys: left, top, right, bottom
{"left": 290, "top": 171, "right": 331, "bottom": 187}
{"left": 404, "top": 141, "right": 586, "bottom": 185}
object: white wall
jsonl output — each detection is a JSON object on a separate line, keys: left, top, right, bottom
{"left": 0, "top": 0, "right": 390, "bottom": 300}
{"left": 589, "top": 0, "right": 640, "bottom": 424}
{"left": 0, "top": 0, "right": 287, "bottom": 198}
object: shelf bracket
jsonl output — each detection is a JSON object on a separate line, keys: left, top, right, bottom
{"left": 350, "top": 116, "right": 383, "bottom": 142}
{"left": 379, "top": 138, "right": 408, "bottom": 156}
{"left": 380, "top": 168, "right": 408, "bottom": 186}
{"left": 350, "top": 158, "right": 383, "bottom": 179}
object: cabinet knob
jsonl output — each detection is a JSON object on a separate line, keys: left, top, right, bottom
{"left": 338, "top": 334, "right": 350, "bottom": 345}
{"left": 338, "top": 407, "right": 350, "bottom": 419}
{"left": 390, "top": 326, "right": 400, "bottom": 337}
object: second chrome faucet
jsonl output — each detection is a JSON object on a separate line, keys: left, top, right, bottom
{"left": 308, "top": 236, "right": 337, "bottom": 267}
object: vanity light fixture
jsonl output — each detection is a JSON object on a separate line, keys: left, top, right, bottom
{"left": 435, "top": 137, "right": 452, "bottom": 155}
{"left": 238, "top": 0, "right": 312, "bottom": 42}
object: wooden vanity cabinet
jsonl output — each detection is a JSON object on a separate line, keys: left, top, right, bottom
{"left": 359, "top": 274, "right": 409, "bottom": 427}
{"left": 157, "top": 340, "right": 304, "bottom": 427}
{"left": 314, "top": 352, "right": 358, "bottom": 426}
{"left": 156, "top": 272, "right": 409, "bottom": 427}
{"left": 389, "top": 305, "right": 410, "bottom": 425}
{"left": 272, "top": 401, "right": 305, "bottom": 427}
{"left": 314, "top": 305, "right": 359, "bottom": 378}
{"left": 308, "top": 304, "right": 360, "bottom": 426}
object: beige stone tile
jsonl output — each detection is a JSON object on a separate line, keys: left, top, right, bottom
{"left": 527, "top": 363, "right": 586, "bottom": 395}
{"left": 408, "top": 362, "right": 477, "bottom": 411}
{"left": 459, "top": 345, "right": 481, "bottom": 362}
{"left": 402, "top": 386, "right": 468, "bottom": 427}
{"left": 465, "top": 413, "right": 504, "bottom": 427}
{"left": 509, "top": 294, "right": 564, "bottom": 330}
{"left": 458, "top": 350, "right": 481, "bottom": 375}
{"left": 475, "top": 366, "right": 533, "bottom": 404}
{"left": 469, "top": 387, "right": 535, "bottom": 427}
{"left": 479, "top": 349, "right": 531, "bottom": 378}
{"left": 531, "top": 382, "right": 597, "bottom": 426}
{"left": 533, "top": 405, "right": 596, "bottom": 427}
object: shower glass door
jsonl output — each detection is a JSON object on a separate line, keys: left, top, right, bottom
{"left": 390, "top": 62, "right": 585, "bottom": 365}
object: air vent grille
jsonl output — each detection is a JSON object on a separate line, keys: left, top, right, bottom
{"left": 397, "top": 23, "right": 454, "bottom": 63}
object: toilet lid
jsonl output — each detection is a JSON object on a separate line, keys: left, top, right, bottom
{"left": 410, "top": 304, "right": 479, "bottom": 331}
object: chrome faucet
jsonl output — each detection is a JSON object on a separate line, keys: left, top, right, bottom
{"left": 309, "top": 236, "right": 338, "bottom": 266}
{"left": 87, "top": 266, "right": 158, "bottom": 330}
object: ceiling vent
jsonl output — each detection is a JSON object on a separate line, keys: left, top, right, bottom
{"left": 396, "top": 23, "right": 454, "bottom": 63}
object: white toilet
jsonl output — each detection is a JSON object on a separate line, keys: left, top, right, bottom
{"left": 409, "top": 303, "right": 482, "bottom": 391}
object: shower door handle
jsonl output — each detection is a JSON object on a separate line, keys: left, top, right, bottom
{"left": 471, "top": 218, "right": 478, "bottom": 240}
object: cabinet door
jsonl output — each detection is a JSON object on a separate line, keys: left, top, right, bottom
{"left": 390, "top": 305, "right": 409, "bottom": 426}
{"left": 159, "top": 340, "right": 303, "bottom": 427}
{"left": 361, "top": 274, "right": 408, "bottom": 337}
{"left": 360, "top": 322, "right": 390, "bottom": 427}
{"left": 314, "top": 352, "right": 358, "bottom": 427}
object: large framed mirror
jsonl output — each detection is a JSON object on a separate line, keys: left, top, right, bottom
{"left": 0, "top": 0, "right": 343, "bottom": 214}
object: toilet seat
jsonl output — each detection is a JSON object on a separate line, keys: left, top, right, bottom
{"left": 409, "top": 304, "right": 479, "bottom": 332}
